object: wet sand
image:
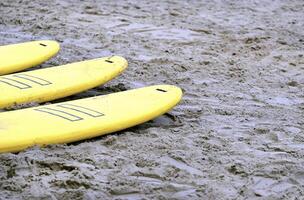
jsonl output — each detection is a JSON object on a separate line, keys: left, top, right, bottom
{"left": 0, "top": 0, "right": 304, "bottom": 199}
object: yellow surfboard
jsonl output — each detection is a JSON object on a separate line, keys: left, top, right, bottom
{"left": 0, "top": 40, "right": 60, "bottom": 75}
{"left": 0, "top": 85, "right": 182, "bottom": 153}
{"left": 0, "top": 56, "right": 127, "bottom": 108}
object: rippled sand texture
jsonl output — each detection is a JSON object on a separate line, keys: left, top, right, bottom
{"left": 0, "top": 0, "right": 304, "bottom": 199}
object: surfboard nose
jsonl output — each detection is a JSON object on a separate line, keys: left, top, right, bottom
{"left": 35, "top": 40, "right": 60, "bottom": 52}
{"left": 153, "top": 84, "right": 183, "bottom": 104}
{"left": 106, "top": 56, "right": 128, "bottom": 71}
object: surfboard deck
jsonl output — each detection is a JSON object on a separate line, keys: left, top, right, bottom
{"left": 0, "top": 85, "right": 182, "bottom": 153}
{"left": 0, "top": 40, "right": 60, "bottom": 75}
{"left": 0, "top": 56, "right": 127, "bottom": 108}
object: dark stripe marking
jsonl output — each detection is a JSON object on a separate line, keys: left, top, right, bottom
{"left": 34, "top": 107, "right": 83, "bottom": 122}
{"left": 0, "top": 77, "right": 31, "bottom": 89}
{"left": 156, "top": 88, "right": 167, "bottom": 92}
{"left": 57, "top": 104, "right": 104, "bottom": 118}
{"left": 14, "top": 74, "right": 52, "bottom": 86}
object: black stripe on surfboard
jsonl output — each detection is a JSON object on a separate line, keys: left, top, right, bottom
{"left": 0, "top": 77, "right": 32, "bottom": 89}
{"left": 13, "top": 74, "right": 52, "bottom": 86}
{"left": 34, "top": 107, "right": 83, "bottom": 122}
{"left": 57, "top": 104, "right": 104, "bottom": 118}
{"left": 39, "top": 43, "right": 47, "bottom": 47}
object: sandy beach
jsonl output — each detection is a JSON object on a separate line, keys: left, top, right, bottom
{"left": 0, "top": 0, "right": 303, "bottom": 199}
